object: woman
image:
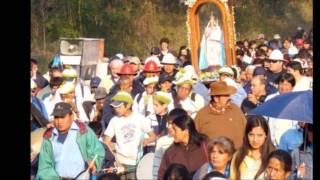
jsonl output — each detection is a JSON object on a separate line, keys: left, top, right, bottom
{"left": 266, "top": 150, "right": 292, "bottom": 180}
{"left": 193, "top": 136, "right": 235, "bottom": 180}
{"left": 230, "top": 115, "right": 275, "bottom": 179}
{"left": 177, "top": 45, "right": 191, "bottom": 68}
{"left": 158, "top": 114, "right": 208, "bottom": 179}
{"left": 291, "top": 123, "right": 313, "bottom": 180}
{"left": 164, "top": 163, "right": 191, "bottom": 180}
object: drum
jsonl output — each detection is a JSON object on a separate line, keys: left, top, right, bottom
{"left": 31, "top": 128, "right": 46, "bottom": 162}
{"left": 136, "top": 152, "right": 155, "bottom": 180}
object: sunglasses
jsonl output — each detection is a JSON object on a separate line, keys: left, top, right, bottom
{"left": 268, "top": 60, "right": 279, "bottom": 64}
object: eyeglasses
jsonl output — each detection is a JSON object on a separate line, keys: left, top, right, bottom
{"left": 269, "top": 60, "right": 279, "bottom": 64}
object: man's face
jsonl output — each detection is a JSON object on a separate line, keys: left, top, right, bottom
{"left": 144, "top": 72, "right": 159, "bottom": 78}
{"left": 246, "top": 69, "right": 254, "bottom": 81}
{"left": 54, "top": 113, "right": 73, "bottom": 134}
{"left": 96, "top": 98, "right": 105, "bottom": 111}
{"left": 269, "top": 60, "right": 283, "bottom": 73}
{"left": 51, "top": 85, "right": 59, "bottom": 95}
{"left": 278, "top": 80, "right": 293, "bottom": 94}
{"left": 163, "top": 64, "right": 175, "bottom": 74}
{"left": 213, "top": 95, "right": 230, "bottom": 107}
{"left": 177, "top": 84, "right": 192, "bottom": 100}
{"left": 251, "top": 77, "right": 265, "bottom": 96}
{"left": 60, "top": 93, "right": 75, "bottom": 103}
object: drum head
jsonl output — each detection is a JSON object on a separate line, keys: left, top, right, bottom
{"left": 136, "top": 152, "right": 155, "bottom": 180}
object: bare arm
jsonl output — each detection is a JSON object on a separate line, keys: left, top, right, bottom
{"left": 142, "top": 131, "right": 157, "bottom": 146}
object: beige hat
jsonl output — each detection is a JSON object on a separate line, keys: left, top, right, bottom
{"left": 218, "top": 66, "right": 234, "bottom": 76}
{"left": 161, "top": 53, "right": 177, "bottom": 64}
{"left": 143, "top": 76, "right": 159, "bottom": 85}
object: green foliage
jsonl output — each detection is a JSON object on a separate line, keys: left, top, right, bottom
{"left": 31, "top": 0, "right": 312, "bottom": 74}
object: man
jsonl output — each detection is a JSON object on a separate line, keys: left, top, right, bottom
{"left": 172, "top": 68, "right": 205, "bottom": 118}
{"left": 287, "top": 61, "right": 312, "bottom": 91}
{"left": 99, "top": 58, "right": 124, "bottom": 94}
{"left": 36, "top": 102, "right": 105, "bottom": 179}
{"left": 194, "top": 81, "right": 246, "bottom": 149}
{"left": 241, "top": 75, "right": 270, "bottom": 114}
{"left": 265, "top": 49, "right": 287, "bottom": 87}
{"left": 243, "top": 66, "right": 278, "bottom": 95}
{"left": 31, "top": 58, "right": 49, "bottom": 89}
{"left": 124, "top": 56, "right": 141, "bottom": 75}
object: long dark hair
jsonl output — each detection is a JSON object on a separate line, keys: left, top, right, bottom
{"left": 299, "top": 123, "right": 313, "bottom": 151}
{"left": 172, "top": 114, "right": 207, "bottom": 146}
{"left": 234, "top": 115, "right": 275, "bottom": 179}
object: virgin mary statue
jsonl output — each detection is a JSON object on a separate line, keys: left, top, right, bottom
{"left": 199, "top": 13, "right": 226, "bottom": 70}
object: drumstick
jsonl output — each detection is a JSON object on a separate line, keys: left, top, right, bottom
{"left": 88, "top": 154, "right": 98, "bottom": 169}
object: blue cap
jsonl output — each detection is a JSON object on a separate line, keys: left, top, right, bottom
{"left": 90, "top": 77, "right": 101, "bottom": 88}
{"left": 253, "top": 67, "right": 267, "bottom": 76}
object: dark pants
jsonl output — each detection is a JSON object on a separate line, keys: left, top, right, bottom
{"left": 143, "top": 146, "right": 155, "bottom": 155}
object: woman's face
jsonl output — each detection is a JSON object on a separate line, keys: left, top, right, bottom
{"left": 145, "top": 83, "right": 156, "bottom": 95}
{"left": 266, "top": 157, "right": 290, "bottom": 180}
{"left": 172, "top": 123, "right": 188, "bottom": 144}
{"left": 248, "top": 126, "right": 267, "bottom": 150}
{"left": 210, "top": 145, "right": 231, "bottom": 171}
{"left": 160, "top": 81, "right": 172, "bottom": 92}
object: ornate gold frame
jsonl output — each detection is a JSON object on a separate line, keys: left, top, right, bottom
{"left": 186, "top": 0, "right": 236, "bottom": 73}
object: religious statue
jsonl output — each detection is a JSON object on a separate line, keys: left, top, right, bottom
{"left": 199, "top": 12, "right": 226, "bottom": 70}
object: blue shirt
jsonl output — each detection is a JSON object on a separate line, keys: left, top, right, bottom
{"left": 230, "top": 84, "right": 247, "bottom": 107}
{"left": 52, "top": 122, "right": 86, "bottom": 178}
{"left": 279, "top": 128, "right": 303, "bottom": 153}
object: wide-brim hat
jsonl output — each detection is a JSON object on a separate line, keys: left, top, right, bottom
{"left": 94, "top": 87, "right": 107, "bottom": 100}
{"left": 161, "top": 53, "right": 177, "bottom": 64}
{"left": 143, "top": 76, "right": 159, "bottom": 85}
{"left": 153, "top": 91, "right": 171, "bottom": 105}
{"left": 209, "top": 81, "right": 237, "bottom": 96}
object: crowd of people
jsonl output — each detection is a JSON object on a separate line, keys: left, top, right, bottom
{"left": 31, "top": 27, "right": 313, "bottom": 180}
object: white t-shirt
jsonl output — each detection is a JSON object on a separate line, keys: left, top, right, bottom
{"left": 293, "top": 76, "right": 312, "bottom": 91}
{"left": 104, "top": 112, "right": 152, "bottom": 165}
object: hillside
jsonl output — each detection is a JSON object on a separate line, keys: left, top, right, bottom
{"left": 31, "top": 0, "right": 312, "bottom": 73}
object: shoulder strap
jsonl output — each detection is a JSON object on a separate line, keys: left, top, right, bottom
{"left": 191, "top": 92, "right": 196, "bottom": 102}
{"left": 137, "top": 93, "right": 143, "bottom": 103}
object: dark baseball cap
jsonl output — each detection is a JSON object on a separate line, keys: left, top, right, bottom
{"left": 253, "top": 67, "right": 267, "bottom": 76}
{"left": 150, "top": 47, "right": 161, "bottom": 55}
{"left": 90, "top": 77, "right": 101, "bottom": 88}
{"left": 159, "top": 73, "right": 174, "bottom": 84}
{"left": 51, "top": 102, "right": 73, "bottom": 117}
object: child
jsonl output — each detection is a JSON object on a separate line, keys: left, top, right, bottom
{"left": 144, "top": 91, "right": 172, "bottom": 153}
{"left": 132, "top": 76, "right": 159, "bottom": 116}
{"left": 103, "top": 91, "right": 156, "bottom": 179}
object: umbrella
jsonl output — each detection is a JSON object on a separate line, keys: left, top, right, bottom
{"left": 248, "top": 90, "right": 313, "bottom": 123}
